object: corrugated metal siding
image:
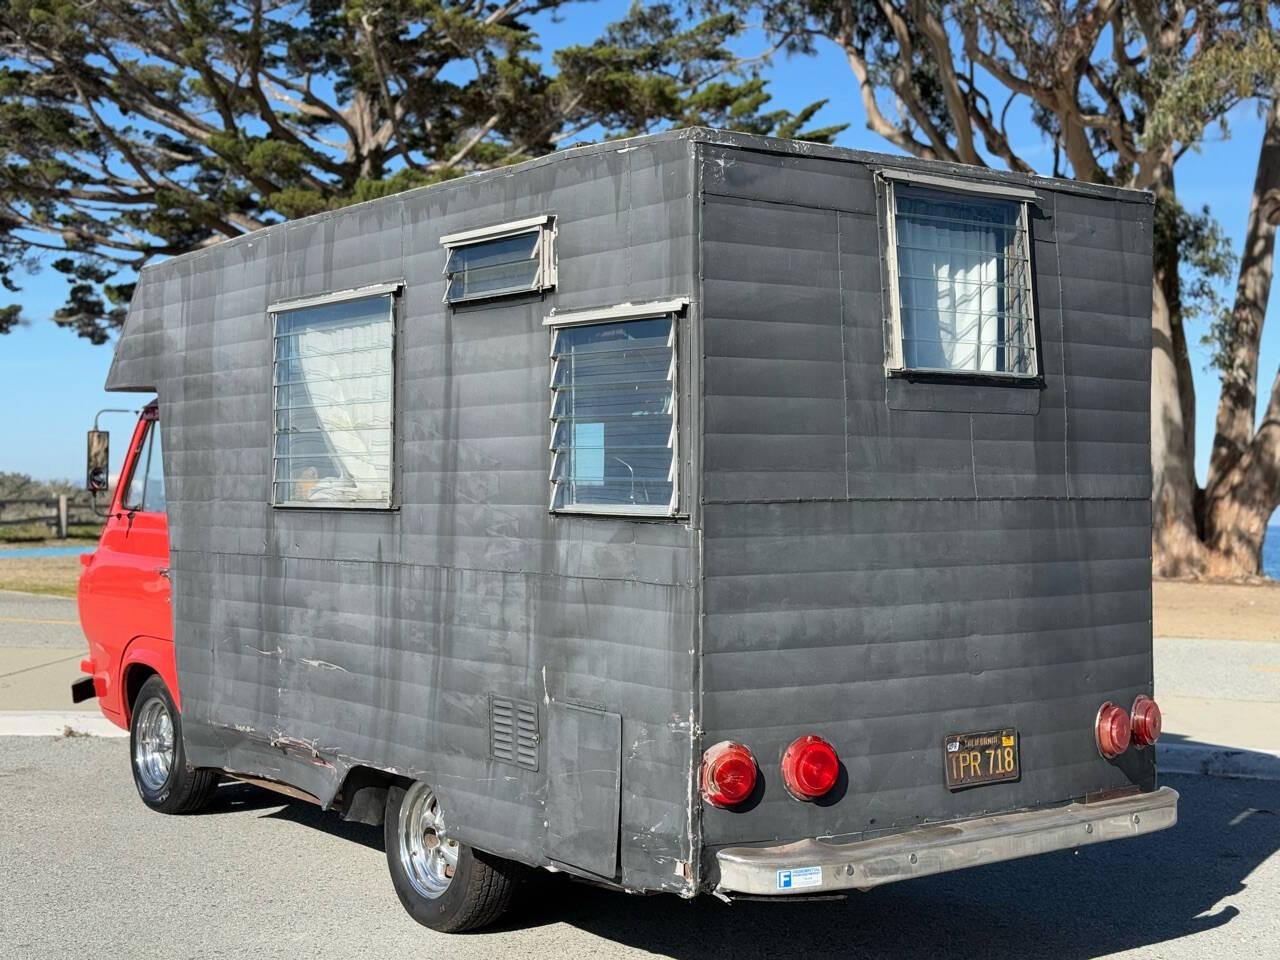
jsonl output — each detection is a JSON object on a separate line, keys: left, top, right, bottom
{"left": 697, "top": 144, "right": 1154, "bottom": 850}
{"left": 110, "top": 137, "right": 701, "bottom": 893}
{"left": 106, "top": 127, "right": 1158, "bottom": 893}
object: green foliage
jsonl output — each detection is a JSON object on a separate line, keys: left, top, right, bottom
{"left": 0, "top": 0, "right": 841, "bottom": 343}
{"left": 1153, "top": 196, "right": 1237, "bottom": 357}
{"left": 0, "top": 471, "right": 82, "bottom": 500}
{"left": 1145, "top": 20, "right": 1280, "bottom": 149}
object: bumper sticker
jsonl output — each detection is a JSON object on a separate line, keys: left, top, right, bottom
{"left": 777, "top": 866, "right": 822, "bottom": 890}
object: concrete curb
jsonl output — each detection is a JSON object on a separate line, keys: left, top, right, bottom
{"left": 0, "top": 710, "right": 127, "bottom": 738}
{"left": 1159, "top": 742, "right": 1280, "bottom": 781}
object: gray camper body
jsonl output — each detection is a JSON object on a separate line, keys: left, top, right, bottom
{"left": 107, "top": 128, "right": 1174, "bottom": 899}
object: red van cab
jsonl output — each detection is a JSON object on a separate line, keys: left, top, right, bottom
{"left": 75, "top": 401, "right": 220, "bottom": 814}
{"left": 74, "top": 402, "right": 179, "bottom": 731}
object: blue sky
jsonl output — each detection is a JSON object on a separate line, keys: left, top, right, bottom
{"left": 0, "top": 4, "right": 1272, "bottom": 491}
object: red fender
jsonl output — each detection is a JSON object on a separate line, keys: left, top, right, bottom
{"left": 118, "top": 634, "right": 180, "bottom": 723}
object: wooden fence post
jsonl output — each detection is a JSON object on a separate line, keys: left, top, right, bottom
{"left": 57, "top": 495, "right": 68, "bottom": 540}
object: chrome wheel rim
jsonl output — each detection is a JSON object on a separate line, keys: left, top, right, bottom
{"left": 133, "top": 697, "right": 174, "bottom": 792}
{"left": 397, "top": 782, "right": 458, "bottom": 899}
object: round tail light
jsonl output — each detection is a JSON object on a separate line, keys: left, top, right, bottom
{"left": 1095, "top": 702, "right": 1132, "bottom": 759}
{"left": 1130, "top": 695, "right": 1162, "bottom": 747}
{"left": 701, "top": 741, "right": 757, "bottom": 808}
{"left": 781, "top": 735, "right": 840, "bottom": 800}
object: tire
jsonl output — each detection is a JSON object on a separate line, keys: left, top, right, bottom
{"left": 384, "top": 781, "right": 519, "bottom": 933}
{"left": 128, "top": 674, "right": 217, "bottom": 814}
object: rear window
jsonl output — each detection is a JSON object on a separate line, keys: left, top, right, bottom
{"left": 886, "top": 183, "right": 1037, "bottom": 377}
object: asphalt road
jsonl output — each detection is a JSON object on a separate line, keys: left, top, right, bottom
{"left": 0, "top": 591, "right": 83, "bottom": 648}
{"left": 2, "top": 736, "right": 1277, "bottom": 960}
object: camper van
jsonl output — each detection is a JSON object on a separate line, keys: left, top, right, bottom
{"left": 74, "top": 128, "right": 1175, "bottom": 933}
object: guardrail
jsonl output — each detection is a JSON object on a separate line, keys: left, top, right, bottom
{"left": 0, "top": 496, "right": 98, "bottom": 539}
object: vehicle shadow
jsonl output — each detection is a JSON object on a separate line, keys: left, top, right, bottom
{"left": 1159, "top": 732, "right": 1280, "bottom": 779}
{"left": 200, "top": 780, "right": 387, "bottom": 853}
{"left": 508, "top": 772, "right": 1278, "bottom": 959}
{"left": 212, "top": 772, "right": 1278, "bottom": 958}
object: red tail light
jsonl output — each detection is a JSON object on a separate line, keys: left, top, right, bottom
{"left": 1130, "top": 696, "right": 1162, "bottom": 747}
{"left": 1095, "top": 702, "right": 1131, "bottom": 759}
{"left": 781, "top": 735, "right": 840, "bottom": 800}
{"left": 701, "top": 741, "right": 757, "bottom": 808}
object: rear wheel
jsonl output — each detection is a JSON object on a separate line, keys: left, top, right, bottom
{"left": 129, "top": 674, "right": 216, "bottom": 814}
{"left": 384, "top": 781, "right": 519, "bottom": 932}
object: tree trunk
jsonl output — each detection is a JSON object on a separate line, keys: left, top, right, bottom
{"left": 1202, "top": 98, "right": 1280, "bottom": 576}
{"left": 1150, "top": 174, "right": 1206, "bottom": 577}
{"left": 1204, "top": 373, "right": 1280, "bottom": 577}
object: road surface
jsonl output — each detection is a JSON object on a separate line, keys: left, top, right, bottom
{"left": 2, "top": 736, "right": 1276, "bottom": 960}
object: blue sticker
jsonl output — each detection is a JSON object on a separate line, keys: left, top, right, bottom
{"left": 777, "top": 865, "right": 822, "bottom": 890}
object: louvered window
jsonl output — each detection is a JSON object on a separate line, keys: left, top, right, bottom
{"left": 547, "top": 305, "right": 680, "bottom": 516}
{"left": 441, "top": 215, "right": 556, "bottom": 304}
{"left": 270, "top": 287, "right": 397, "bottom": 508}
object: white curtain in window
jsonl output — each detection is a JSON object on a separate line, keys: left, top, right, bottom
{"left": 275, "top": 296, "right": 393, "bottom": 504}
{"left": 896, "top": 199, "right": 1002, "bottom": 373}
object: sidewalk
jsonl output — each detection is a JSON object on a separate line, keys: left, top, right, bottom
{"left": 1, "top": 590, "right": 1277, "bottom": 775}
{"left": 1152, "top": 635, "right": 1280, "bottom": 779}
{"left": 0, "top": 590, "right": 111, "bottom": 734}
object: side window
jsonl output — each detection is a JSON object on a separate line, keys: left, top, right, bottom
{"left": 271, "top": 292, "right": 395, "bottom": 508}
{"left": 885, "top": 182, "right": 1037, "bottom": 377}
{"left": 548, "top": 307, "right": 679, "bottom": 516}
{"left": 122, "top": 421, "right": 166, "bottom": 514}
{"left": 441, "top": 216, "right": 556, "bottom": 304}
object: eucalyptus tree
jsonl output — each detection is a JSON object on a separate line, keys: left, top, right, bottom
{"left": 739, "top": 0, "right": 1277, "bottom": 574}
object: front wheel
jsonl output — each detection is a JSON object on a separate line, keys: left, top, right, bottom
{"left": 384, "top": 781, "right": 520, "bottom": 932}
{"left": 129, "top": 674, "right": 217, "bottom": 814}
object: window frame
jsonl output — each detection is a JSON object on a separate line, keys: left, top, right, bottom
{"left": 881, "top": 171, "right": 1040, "bottom": 381}
{"left": 544, "top": 298, "right": 687, "bottom": 519}
{"left": 120, "top": 412, "right": 163, "bottom": 514}
{"left": 268, "top": 282, "right": 401, "bottom": 511}
{"left": 440, "top": 215, "right": 557, "bottom": 305}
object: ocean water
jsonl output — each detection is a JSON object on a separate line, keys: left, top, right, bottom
{"left": 0, "top": 545, "right": 94, "bottom": 560}
{"left": 1264, "top": 526, "right": 1280, "bottom": 580}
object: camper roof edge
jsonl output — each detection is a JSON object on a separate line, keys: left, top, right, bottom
{"left": 131, "top": 128, "right": 1151, "bottom": 279}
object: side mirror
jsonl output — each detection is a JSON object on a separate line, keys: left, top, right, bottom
{"left": 86, "top": 430, "right": 110, "bottom": 493}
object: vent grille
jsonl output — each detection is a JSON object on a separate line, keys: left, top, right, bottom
{"left": 490, "top": 695, "right": 539, "bottom": 770}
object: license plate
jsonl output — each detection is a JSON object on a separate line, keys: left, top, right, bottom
{"left": 944, "top": 728, "right": 1020, "bottom": 790}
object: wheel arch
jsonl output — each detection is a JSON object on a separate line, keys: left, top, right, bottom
{"left": 119, "top": 634, "right": 179, "bottom": 721}
{"left": 339, "top": 766, "right": 411, "bottom": 826}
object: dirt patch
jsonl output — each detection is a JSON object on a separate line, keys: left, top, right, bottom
{"left": 1154, "top": 579, "right": 1280, "bottom": 642}
{"left": 0, "top": 556, "right": 83, "bottom": 597}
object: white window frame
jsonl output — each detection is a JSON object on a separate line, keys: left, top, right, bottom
{"left": 268, "top": 283, "right": 400, "bottom": 510}
{"left": 440, "top": 215, "right": 557, "bottom": 305}
{"left": 881, "top": 171, "right": 1039, "bottom": 379}
{"left": 545, "top": 298, "right": 687, "bottom": 518}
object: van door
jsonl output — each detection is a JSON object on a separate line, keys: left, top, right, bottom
{"left": 79, "top": 407, "right": 172, "bottom": 716}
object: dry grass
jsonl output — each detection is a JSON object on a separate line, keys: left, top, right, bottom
{"left": 1154, "top": 579, "right": 1280, "bottom": 642}
{"left": 0, "top": 525, "right": 101, "bottom": 543}
{"left": 0, "top": 555, "right": 84, "bottom": 597}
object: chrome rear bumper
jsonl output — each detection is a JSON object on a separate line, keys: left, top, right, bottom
{"left": 715, "top": 786, "right": 1178, "bottom": 896}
